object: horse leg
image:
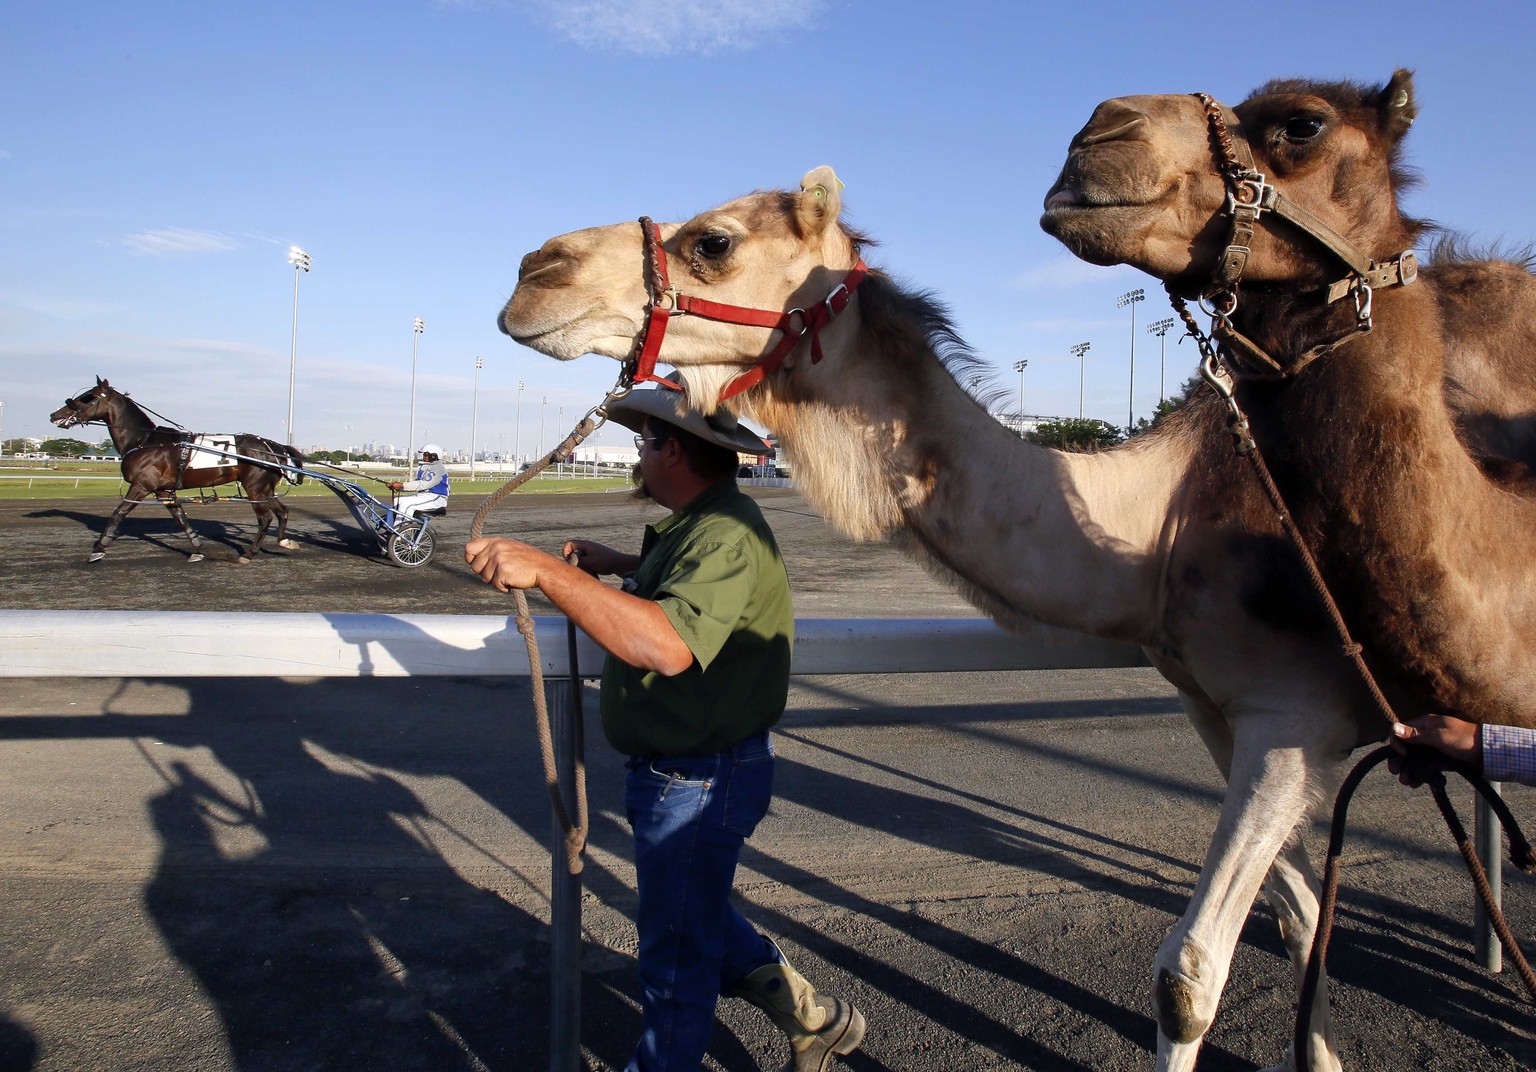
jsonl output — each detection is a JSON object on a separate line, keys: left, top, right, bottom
{"left": 272, "top": 498, "right": 299, "bottom": 551}
{"left": 90, "top": 495, "right": 143, "bottom": 563}
{"left": 240, "top": 501, "right": 274, "bottom": 563}
{"left": 1152, "top": 708, "right": 1348, "bottom": 1072}
{"left": 162, "top": 496, "right": 206, "bottom": 563}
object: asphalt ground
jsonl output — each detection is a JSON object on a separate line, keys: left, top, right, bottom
{"left": 0, "top": 491, "right": 1532, "bottom": 1071}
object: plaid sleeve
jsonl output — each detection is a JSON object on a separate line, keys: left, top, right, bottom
{"left": 1482, "top": 724, "right": 1536, "bottom": 787}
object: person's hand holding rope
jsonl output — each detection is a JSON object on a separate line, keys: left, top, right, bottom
{"left": 1388, "top": 714, "right": 1482, "bottom": 788}
{"left": 466, "top": 537, "right": 555, "bottom": 593}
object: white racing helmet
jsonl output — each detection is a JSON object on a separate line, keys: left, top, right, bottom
{"left": 420, "top": 443, "right": 442, "bottom": 457}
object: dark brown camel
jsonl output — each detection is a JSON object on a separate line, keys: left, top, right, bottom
{"left": 49, "top": 378, "right": 305, "bottom": 563}
{"left": 1042, "top": 70, "right": 1536, "bottom": 732}
{"left": 1041, "top": 70, "right": 1536, "bottom": 1067}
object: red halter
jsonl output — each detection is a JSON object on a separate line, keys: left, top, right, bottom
{"left": 623, "top": 217, "right": 868, "bottom": 401}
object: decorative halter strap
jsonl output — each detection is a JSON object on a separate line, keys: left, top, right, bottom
{"left": 621, "top": 217, "right": 869, "bottom": 402}
{"left": 1194, "top": 93, "right": 1418, "bottom": 378}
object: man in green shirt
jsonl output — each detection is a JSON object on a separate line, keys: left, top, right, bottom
{"left": 466, "top": 385, "right": 864, "bottom": 1072}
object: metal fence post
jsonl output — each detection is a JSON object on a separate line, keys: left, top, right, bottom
{"left": 1474, "top": 782, "right": 1503, "bottom": 973}
{"left": 549, "top": 677, "right": 583, "bottom": 1072}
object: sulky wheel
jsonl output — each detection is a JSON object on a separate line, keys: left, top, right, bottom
{"left": 386, "top": 522, "right": 436, "bottom": 568}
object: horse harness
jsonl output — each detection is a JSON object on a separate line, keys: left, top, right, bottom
{"left": 622, "top": 216, "right": 870, "bottom": 402}
{"left": 1167, "top": 92, "right": 1536, "bottom": 1061}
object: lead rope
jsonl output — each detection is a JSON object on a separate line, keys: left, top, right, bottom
{"left": 468, "top": 385, "right": 632, "bottom": 875}
{"left": 1163, "top": 286, "right": 1536, "bottom": 1062}
{"left": 1298, "top": 748, "right": 1536, "bottom": 1061}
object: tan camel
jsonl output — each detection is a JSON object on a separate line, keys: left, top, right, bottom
{"left": 492, "top": 163, "right": 1461, "bottom": 1070}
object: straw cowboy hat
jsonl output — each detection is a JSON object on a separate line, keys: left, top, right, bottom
{"left": 606, "top": 381, "right": 773, "bottom": 456}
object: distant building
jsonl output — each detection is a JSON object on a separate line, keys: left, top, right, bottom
{"left": 992, "top": 412, "right": 1058, "bottom": 437}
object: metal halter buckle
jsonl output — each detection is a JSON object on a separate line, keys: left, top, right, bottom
{"left": 823, "top": 283, "right": 849, "bottom": 314}
{"left": 1225, "top": 171, "right": 1274, "bottom": 218}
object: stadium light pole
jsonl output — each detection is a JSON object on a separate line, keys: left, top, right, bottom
{"left": 539, "top": 395, "right": 548, "bottom": 460}
{"left": 1148, "top": 317, "right": 1176, "bottom": 403}
{"left": 285, "top": 246, "right": 311, "bottom": 447}
{"left": 0, "top": 400, "right": 7, "bottom": 456}
{"left": 407, "top": 317, "right": 424, "bottom": 461}
{"left": 1071, "top": 342, "right": 1091, "bottom": 418}
{"left": 1013, "top": 359, "right": 1028, "bottom": 415}
{"left": 1117, "top": 288, "right": 1145, "bottom": 431}
{"left": 470, "top": 356, "right": 483, "bottom": 479}
{"left": 515, "top": 381, "right": 525, "bottom": 467}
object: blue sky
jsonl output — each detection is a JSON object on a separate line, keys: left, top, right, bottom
{"left": 3, "top": 1, "right": 1531, "bottom": 456}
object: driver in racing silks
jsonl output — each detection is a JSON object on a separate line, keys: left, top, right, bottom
{"left": 389, "top": 444, "right": 449, "bottom": 518}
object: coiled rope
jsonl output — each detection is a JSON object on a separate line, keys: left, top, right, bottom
{"left": 1296, "top": 747, "right": 1536, "bottom": 1062}
{"left": 468, "top": 388, "right": 630, "bottom": 875}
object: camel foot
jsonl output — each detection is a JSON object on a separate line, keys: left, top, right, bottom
{"left": 236, "top": 555, "right": 251, "bottom": 565}
{"left": 88, "top": 552, "right": 105, "bottom": 564}
{"left": 188, "top": 553, "right": 205, "bottom": 564}
{"left": 278, "top": 538, "right": 299, "bottom": 551}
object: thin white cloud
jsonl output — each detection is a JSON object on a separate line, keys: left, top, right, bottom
{"left": 1009, "top": 255, "right": 1139, "bottom": 291}
{"left": 0, "top": 149, "right": 12, "bottom": 161}
{"left": 526, "top": 0, "right": 827, "bottom": 54}
{"left": 122, "top": 227, "right": 240, "bottom": 257}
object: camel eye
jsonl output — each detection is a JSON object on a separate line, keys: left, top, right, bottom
{"left": 1282, "top": 115, "right": 1325, "bottom": 144}
{"left": 697, "top": 233, "right": 733, "bottom": 259}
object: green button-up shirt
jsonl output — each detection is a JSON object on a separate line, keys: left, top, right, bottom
{"left": 600, "top": 481, "right": 794, "bottom": 756}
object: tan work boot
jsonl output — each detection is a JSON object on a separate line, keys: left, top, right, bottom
{"left": 730, "top": 942, "right": 866, "bottom": 1072}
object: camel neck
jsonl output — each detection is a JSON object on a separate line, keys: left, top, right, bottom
{"left": 753, "top": 356, "right": 1189, "bottom": 646}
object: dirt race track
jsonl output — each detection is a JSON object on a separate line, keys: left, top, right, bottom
{"left": 1, "top": 491, "right": 1533, "bottom": 1071}
{"left": 0, "top": 487, "right": 980, "bottom": 618}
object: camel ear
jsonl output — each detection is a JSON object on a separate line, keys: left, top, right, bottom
{"left": 795, "top": 166, "right": 844, "bottom": 237}
{"left": 1379, "top": 69, "right": 1417, "bottom": 142}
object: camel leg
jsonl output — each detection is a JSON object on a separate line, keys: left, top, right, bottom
{"left": 90, "top": 495, "right": 144, "bottom": 563}
{"left": 1258, "top": 838, "right": 1339, "bottom": 1072}
{"left": 1152, "top": 712, "right": 1345, "bottom": 1072}
{"left": 161, "top": 497, "right": 205, "bottom": 563}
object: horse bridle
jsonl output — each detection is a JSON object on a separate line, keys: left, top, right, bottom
{"left": 1191, "top": 92, "right": 1418, "bottom": 378}
{"left": 56, "top": 384, "right": 107, "bottom": 429}
{"left": 621, "top": 217, "right": 869, "bottom": 402}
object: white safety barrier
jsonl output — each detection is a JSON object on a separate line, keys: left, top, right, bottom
{"left": 0, "top": 609, "right": 1148, "bottom": 678}
{"left": 0, "top": 610, "right": 1501, "bottom": 1070}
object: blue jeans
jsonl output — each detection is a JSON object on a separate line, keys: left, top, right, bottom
{"left": 623, "top": 731, "right": 780, "bottom": 1072}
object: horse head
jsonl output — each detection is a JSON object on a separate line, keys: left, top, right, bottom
{"left": 50, "top": 377, "right": 115, "bottom": 430}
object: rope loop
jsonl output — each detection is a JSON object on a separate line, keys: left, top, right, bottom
{"left": 1295, "top": 745, "right": 1536, "bottom": 1067}
{"left": 467, "top": 373, "right": 634, "bottom": 877}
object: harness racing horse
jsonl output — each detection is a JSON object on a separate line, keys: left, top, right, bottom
{"left": 49, "top": 378, "right": 306, "bottom": 564}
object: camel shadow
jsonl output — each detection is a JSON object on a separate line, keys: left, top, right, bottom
{"left": 128, "top": 671, "right": 644, "bottom": 1071}
{"left": 0, "top": 1018, "right": 37, "bottom": 1072}
{"left": 4, "top": 610, "right": 1527, "bottom": 1070}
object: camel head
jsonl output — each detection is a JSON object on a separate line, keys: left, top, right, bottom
{"left": 498, "top": 166, "right": 862, "bottom": 409}
{"left": 1040, "top": 71, "right": 1423, "bottom": 295}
